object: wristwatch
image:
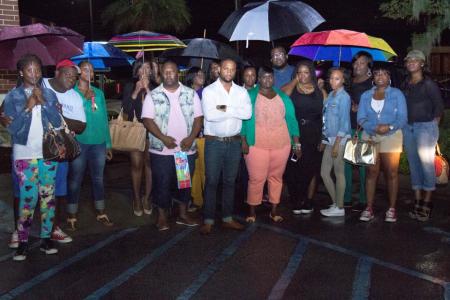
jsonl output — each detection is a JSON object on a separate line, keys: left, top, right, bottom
{"left": 389, "top": 125, "right": 394, "bottom": 131}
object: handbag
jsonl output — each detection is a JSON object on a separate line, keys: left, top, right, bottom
{"left": 435, "top": 144, "right": 449, "bottom": 185}
{"left": 43, "top": 116, "right": 81, "bottom": 161}
{"left": 343, "top": 125, "right": 377, "bottom": 166}
{"left": 109, "top": 109, "right": 146, "bottom": 152}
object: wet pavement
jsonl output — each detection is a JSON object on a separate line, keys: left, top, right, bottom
{"left": 0, "top": 156, "right": 450, "bottom": 300}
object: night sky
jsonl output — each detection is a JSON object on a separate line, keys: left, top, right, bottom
{"left": 18, "top": 0, "right": 446, "bottom": 65}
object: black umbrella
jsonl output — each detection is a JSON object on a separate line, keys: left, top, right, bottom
{"left": 159, "top": 38, "right": 245, "bottom": 68}
{"left": 219, "top": 0, "right": 325, "bottom": 45}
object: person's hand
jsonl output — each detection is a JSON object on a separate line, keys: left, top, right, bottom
{"left": 106, "top": 149, "right": 113, "bottom": 161}
{"left": 85, "top": 89, "right": 95, "bottom": 100}
{"left": 180, "top": 136, "right": 194, "bottom": 151}
{"left": 318, "top": 143, "right": 326, "bottom": 152}
{"left": 331, "top": 143, "right": 339, "bottom": 158}
{"left": 0, "top": 113, "right": 12, "bottom": 127}
{"left": 351, "top": 102, "right": 359, "bottom": 113}
{"left": 161, "top": 135, "right": 177, "bottom": 149}
{"left": 376, "top": 124, "right": 389, "bottom": 134}
{"left": 32, "top": 87, "right": 45, "bottom": 105}
{"left": 25, "top": 95, "right": 39, "bottom": 110}
{"left": 242, "top": 140, "right": 249, "bottom": 154}
{"left": 141, "top": 76, "right": 150, "bottom": 90}
{"left": 216, "top": 105, "right": 227, "bottom": 112}
{"left": 294, "top": 148, "right": 302, "bottom": 159}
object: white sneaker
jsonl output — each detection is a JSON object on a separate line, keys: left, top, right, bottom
{"left": 320, "top": 204, "right": 336, "bottom": 214}
{"left": 385, "top": 208, "right": 397, "bottom": 223}
{"left": 51, "top": 226, "right": 73, "bottom": 243}
{"left": 321, "top": 206, "right": 345, "bottom": 217}
{"left": 8, "top": 230, "right": 19, "bottom": 249}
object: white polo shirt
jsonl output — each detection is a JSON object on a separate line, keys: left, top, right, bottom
{"left": 202, "top": 79, "right": 252, "bottom": 137}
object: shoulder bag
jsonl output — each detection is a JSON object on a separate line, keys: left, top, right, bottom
{"left": 109, "top": 108, "right": 146, "bottom": 152}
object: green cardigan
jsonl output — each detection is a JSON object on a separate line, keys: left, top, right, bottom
{"left": 241, "top": 85, "right": 300, "bottom": 146}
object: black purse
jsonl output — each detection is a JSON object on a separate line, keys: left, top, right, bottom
{"left": 43, "top": 116, "right": 81, "bottom": 161}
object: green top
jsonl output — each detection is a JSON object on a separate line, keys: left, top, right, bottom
{"left": 74, "top": 84, "right": 112, "bottom": 148}
{"left": 241, "top": 85, "right": 300, "bottom": 146}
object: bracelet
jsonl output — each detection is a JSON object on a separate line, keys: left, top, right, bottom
{"left": 292, "top": 143, "right": 301, "bottom": 150}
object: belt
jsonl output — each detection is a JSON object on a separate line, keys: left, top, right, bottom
{"left": 204, "top": 135, "right": 241, "bottom": 142}
{"left": 299, "top": 118, "right": 321, "bottom": 125}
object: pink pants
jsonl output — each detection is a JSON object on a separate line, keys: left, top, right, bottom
{"left": 245, "top": 144, "right": 291, "bottom": 205}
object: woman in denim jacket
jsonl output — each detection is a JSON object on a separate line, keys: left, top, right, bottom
{"left": 357, "top": 65, "right": 407, "bottom": 223}
{"left": 320, "top": 68, "right": 351, "bottom": 217}
{"left": 3, "top": 54, "right": 62, "bottom": 261}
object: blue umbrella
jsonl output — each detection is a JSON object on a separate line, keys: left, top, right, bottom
{"left": 71, "top": 41, "right": 135, "bottom": 70}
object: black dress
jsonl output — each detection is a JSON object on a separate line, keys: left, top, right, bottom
{"left": 285, "top": 87, "right": 323, "bottom": 205}
{"left": 121, "top": 81, "right": 150, "bottom": 122}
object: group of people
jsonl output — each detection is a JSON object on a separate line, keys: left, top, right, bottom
{"left": 1, "top": 55, "right": 112, "bottom": 261}
{"left": 0, "top": 44, "right": 444, "bottom": 261}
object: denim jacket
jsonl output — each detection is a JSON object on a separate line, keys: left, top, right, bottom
{"left": 3, "top": 85, "right": 62, "bottom": 145}
{"left": 323, "top": 87, "right": 351, "bottom": 140}
{"left": 357, "top": 86, "right": 407, "bottom": 136}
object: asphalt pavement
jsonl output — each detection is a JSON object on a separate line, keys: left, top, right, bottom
{"left": 0, "top": 155, "right": 449, "bottom": 300}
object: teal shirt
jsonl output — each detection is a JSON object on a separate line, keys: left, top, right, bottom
{"left": 241, "top": 85, "right": 300, "bottom": 146}
{"left": 74, "top": 84, "right": 112, "bottom": 148}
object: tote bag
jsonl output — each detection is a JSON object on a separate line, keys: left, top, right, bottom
{"left": 109, "top": 109, "right": 146, "bottom": 152}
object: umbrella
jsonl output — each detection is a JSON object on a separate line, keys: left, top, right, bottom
{"left": 219, "top": 0, "right": 325, "bottom": 46}
{"left": 71, "top": 42, "right": 135, "bottom": 70}
{"left": 0, "top": 23, "right": 84, "bottom": 69}
{"left": 159, "top": 38, "right": 244, "bottom": 68}
{"left": 109, "top": 31, "right": 186, "bottom": 52}
{"left": 289, "top": 29, "right": 397, "bottom": 66}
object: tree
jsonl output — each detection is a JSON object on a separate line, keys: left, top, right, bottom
{"left": 101, "top": 0, "right": 191, "bottom": 34}
{"left": 380, "top": 0, "right": 450, "bottom": 55}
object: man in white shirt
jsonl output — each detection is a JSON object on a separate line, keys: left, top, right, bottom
{"left": 42, "top": 59, "right": 86, "bottom": 243}
{"left": 200, "top": 59, "right": 252, "bottom": 235}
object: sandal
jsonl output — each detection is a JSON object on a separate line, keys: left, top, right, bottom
{"left": 245, "top": 215, "right": 256, "bottom": 223}
{"left": 416, "top": 201, "right": 433, "bottom": 222}
{"left": 269, "top": 213, "right": 284, "bottom": 223}
{"left": 66, "top": 217, "right": 77, "bottom": 231}
{"left": 142, "top": 196, "right": 152, "bottom": 215}
{"left": 96, "top": 214, "right": 114, "bottom": 226}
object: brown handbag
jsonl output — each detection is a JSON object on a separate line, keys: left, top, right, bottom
{"left": 109, "top": 109, "right": 147, "bottom": 152}
{"left": 43, "top": 116, "right": 81, "bottom": 161}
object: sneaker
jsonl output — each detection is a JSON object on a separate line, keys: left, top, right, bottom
{"left": 8, "top": 230, "right": 19, "bottom": 249}
{"left": 40, "top": 238, "right": 58, "bottom": 255}
{"left": 13, "top": 242, "right": 28, "bottom": 261}
{"left": 292, "top": 201, "right": 303, "bottom": 215}
{"left": 385, "top": 208, "right": 397, "bottom": 223}
{"left": 320, "top": 206, "right": 345, "bottom": 217}
{"left": 300, "top": 200, "right": 313, "bottom": 214}
{"left": 360, "top": 207, "right": 374, "bottom": 222}
{"left": 352, "top": 203, "right": 366, "bottom": 212}
{"left": 51, "top": 226, "right": 73, "bottom": 243}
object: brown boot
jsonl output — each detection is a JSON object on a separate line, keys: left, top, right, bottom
{"left": 200, "top": 224, "right": 213, "bottom": 235}
{"left": 222, "top": 220, "right": 244, "bottom": 231}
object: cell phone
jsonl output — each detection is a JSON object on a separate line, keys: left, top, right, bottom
{"left": 290, "top": 152, "right": 298, "bottom": 162}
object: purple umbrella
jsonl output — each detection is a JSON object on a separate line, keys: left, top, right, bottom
{"left": 0, "top": 23, "right": 84, "bottom": 69}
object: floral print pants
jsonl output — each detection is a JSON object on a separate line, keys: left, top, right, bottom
{"left": 14, "top": 159, "right": 58, "bottom": 242}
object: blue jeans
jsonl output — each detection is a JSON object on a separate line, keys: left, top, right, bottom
{"left": 203, "top": 139, "right": 241, "bottom": 224}
{"left": 402, "top": 121, "right": 439, "bottom": 191}
{"left": 150, "top": 152, "right": 196, "bottom": 209}
{"left": 67, "top": 143, "right": 106, "bottom": 214}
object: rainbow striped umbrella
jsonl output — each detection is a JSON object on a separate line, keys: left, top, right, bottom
{"left": 109, "top": 30, "right": 186, "bottom": 52}
{"left": 289, "top": 29, "right": 397, "bottom": 66}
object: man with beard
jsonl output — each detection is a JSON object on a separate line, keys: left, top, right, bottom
{"left": 142, "top": 61, "right": 203, "bottom": 231}
{"left": 200, "top": 59, "right": 252, "bottom": 235}
{"left": 271, "top": 46, "right": 295, "bottom": 89}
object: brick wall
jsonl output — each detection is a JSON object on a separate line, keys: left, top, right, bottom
{"left": 0, "top": 0, "right": 20, "bottom": 95}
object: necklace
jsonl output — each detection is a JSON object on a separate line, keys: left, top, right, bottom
{"left": 297, "top": 83, "right": 314, "bottom": 94}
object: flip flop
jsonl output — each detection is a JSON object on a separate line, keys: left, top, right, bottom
{"left": 269, "top": 213, "right": 284, "bottom": 223}
{"left": 245, "top": 215, "right": 256, "bottom": 223}
{"left": 96, "top": 214, "right": 114, "bottom": 226}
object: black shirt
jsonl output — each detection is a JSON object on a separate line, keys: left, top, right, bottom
{"left": 400, "top": 77, "right": 444, "bottom": 123}
{"left": 121, "top": 81, "right": 150, "bottom": 122}
{"left": 349, "top": 78, "right": 372, "bottom": 129}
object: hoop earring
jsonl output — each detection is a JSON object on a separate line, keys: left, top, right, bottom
{"left": 389, "top": 79, "right": 392, "bottom": 86}
{"left": 367, "top": 69, "right": 372, "bottom": 77}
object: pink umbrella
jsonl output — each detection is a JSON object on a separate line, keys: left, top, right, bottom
{"left": 0, "top": 23, "right": 84, "bottom": 69}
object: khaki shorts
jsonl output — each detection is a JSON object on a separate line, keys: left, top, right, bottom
{"left": 362, "top": 129, "right": 403, "bottom": 153}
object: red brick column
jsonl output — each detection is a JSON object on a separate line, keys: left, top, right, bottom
{"left": 0, "top": 0, "right": 20, "bottom": 94}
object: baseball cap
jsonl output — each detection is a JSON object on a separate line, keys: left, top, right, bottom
{"left": 404, "top": 50, "right": 426, "bottom": 61}
{"left": 56, "top": 59, "right": 81, "bottom": 73}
